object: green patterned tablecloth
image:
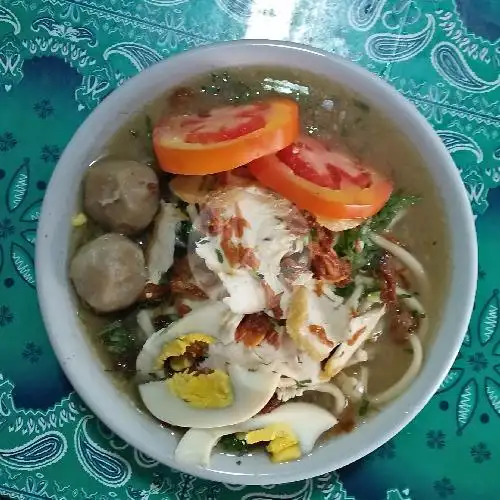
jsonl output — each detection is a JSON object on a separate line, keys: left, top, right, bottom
{"left": 0, "top": 0, "right": 499, "bottom": 498}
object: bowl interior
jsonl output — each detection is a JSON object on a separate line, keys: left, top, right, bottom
{"left": 36, "top": 40, "right": 477, "bottom": 485}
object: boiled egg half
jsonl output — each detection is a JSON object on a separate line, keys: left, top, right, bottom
{"left": 136, "top": 302, "right": 281, "bottom": 428}
{"left": 175, "top": 402, "right": 337, "bottom": 466}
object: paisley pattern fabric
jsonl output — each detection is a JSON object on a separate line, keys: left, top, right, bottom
{"left": 0, "top": 0, "right": 499, "bottom": 498}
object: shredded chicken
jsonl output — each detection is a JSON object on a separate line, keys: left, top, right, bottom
{"left": 147, "top": 202, "right": 186, "bottom": 285}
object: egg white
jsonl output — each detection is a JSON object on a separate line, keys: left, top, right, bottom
{"left": 136, "top": 301, "right": 243, "bottom": 377}
{"left": 139, "top": 364, "right": 280, "bottom": 428}
{"left": 174, "top": 402, "right": 338, "bottom": 467}
{"left": 287, "top": 286, "right": 350, "bottom": 362}
{"left": 136, "top": 302, "right": 281, "bottom": 428}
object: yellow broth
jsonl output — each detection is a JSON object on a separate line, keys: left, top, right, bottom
{"left": 72, "top": 65, "right": 450, "bottom": 425}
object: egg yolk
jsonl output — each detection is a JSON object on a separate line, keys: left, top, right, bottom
{"left": 71, "top": 212, "right": 87, "bottom": 227}
{"left": 169, "top": 357, "right": 192, "bottom": 372}
{"left": 166, "top": 370, "right": 233, "bottom": 408}
{"left": 287, "top": 287, "right": 324, "bottom": 361}
{"left": 155, "top": 333, "right": 215, "bottom": 370}
{"left": 245, "top": 424, "right": 301, "bottom": 463}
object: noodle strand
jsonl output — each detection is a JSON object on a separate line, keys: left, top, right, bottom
{"left": 335, "top": 372, "right": 365, "bottom": 403}
{"left": 308, "top": 382, "right": 347, "bottom": 415}
{"left": 345, "top": 348, "right": 369, "bottom": 367}
{"left": 345, "top": 282, "right": 365, "bottom": 312}
{"left": 276, "top": 378, "right": 347, "bottom": 415}
{"left": 370, "top": 233, "right": 430, "bottom": 297}
{"left": 396, "top": 287, "right": 429, "bottom": 340}
{"left": 367, "top": 333, "right": 423, "bottom": 405}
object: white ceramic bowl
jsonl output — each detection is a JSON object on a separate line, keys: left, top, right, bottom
{"left": 36, "top": 40, "right": 477, "bottom": 485}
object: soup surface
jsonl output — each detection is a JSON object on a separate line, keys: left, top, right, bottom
{"left": 70, "top": 66, "right": 449, "bottom": 467}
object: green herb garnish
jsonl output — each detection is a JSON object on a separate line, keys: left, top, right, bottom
{"left": 412, "top": 311, "right": 426, "bottom": 319}
{"left": 202, "top": 72, "right": 254, "bottom": 102}
{"left": 296, "top": 379, "right": 312, "bottom": 388}
{"left": 219, "top": 434, "right": 249, "bottom": 454}
{"left": 334, "top": 282, "right": 356, "bottom": 298}
{"left": 358, "top": 398, "right": 370, "bottom": 417}
{"left": 215, "top": 248, "right": 224, "bottom": 264}
{"left": 99, "top": 319, "right": 142, "bottom": 377}
{"left": 173, "top": 219, "right": 192, "bottom": 259}
{"left": 153, "top": 314, "right": 179, "bottom": 331}
{"left": 335, "top": 222, "right": 376, "bottom": 271}
{"left": 352, "top": 99, "right": 370, "bottom": 113}
{"left": 158, "top": 272, "right": 169, "bottom": 286}
{"left": 335, "top": 191, "right": 420, "bottom": 271}
{"left": 176, "top": 219, "right": 192, "bottom": 246}
{"left": 100, "top": 321, "right": 137, "bottom": 355}
{"left": 370, "top": 191, "right": 420, "bottom": 233}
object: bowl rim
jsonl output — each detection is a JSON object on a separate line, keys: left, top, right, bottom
{"left": 36, "top": 39, "right": 478, "bottom": 485}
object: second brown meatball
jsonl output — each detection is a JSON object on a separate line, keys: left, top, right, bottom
{"left": 70, "top": 234, "right": 147, "bottom": 313}
{"left": 84, "top": 159, "right": 159, "bottom": 234}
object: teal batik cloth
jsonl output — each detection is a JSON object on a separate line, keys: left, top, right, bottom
{"left": 0, "top": 0, "right": 499, "bottom": 498}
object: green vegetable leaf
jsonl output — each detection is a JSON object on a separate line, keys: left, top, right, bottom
{"left": 296, "top": 379, "right": 312, "bottom": 388}
{"left": 335, "top": 222, "right": 377, "bottom": 271}
{"left": 219, "top": 434, "right": 249, "bottom": 454}
{"left": 335, "top": 191, "right": 420, "bottom": 271}
{"left": 98, "top": 317, "right": 143, "bottom": 378}
{"left": 369, "top": 191, "right": 420, "bottom": 233}
{"left": 215, "top": 248, "right": 224, "bottom": 264}
{"left": 358, "top": 398, "right": 370, "bottom": 417}
{"left": 334, "top": 282, "right": 356, "bottom": 298}
{"left": 100, "top": 321, "right": 137, "bottom": 355}
{"left": 176, "top": 219, "right": 192, "bottom": 246}
{"left": 158, "top": 272, "right": 170, "bottom": 286}
{"left": 412, "top": 311, "right": 426, "bottom": 319}
{"left": 352, "top": 98, "right": 370, "bottom": 113}
{"left": 153, "top": 314, "right": 179, "bottom": 331}
{"left": 173, "top": 219, "right": 192, "bottom": 260}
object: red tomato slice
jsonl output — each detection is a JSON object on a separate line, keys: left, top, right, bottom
{"left": 184, "top": 103, "right": 268, "bottom": 144}
{"left": 248, "top": 136, "right": 393, "bottom": 219}
{"left": 276, "top": 137, "right": 372, "bottom": 189}
{"left": 154, "top": 99, "right": 299, "bottom": 175}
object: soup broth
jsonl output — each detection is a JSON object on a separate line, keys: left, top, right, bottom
{"left": 70, "top": 65, "right": 449, "bottom": 464}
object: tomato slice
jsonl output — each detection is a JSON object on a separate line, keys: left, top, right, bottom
{"left": 153, "top": 98, "right": 299, "bottom": 175}
{"left": 248, "top": 136, "right": 393, "bottom": 219}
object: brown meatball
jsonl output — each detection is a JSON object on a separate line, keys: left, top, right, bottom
{"left": 84, "top": 159, "right": 159, "bottom": 234}
{"left": 70, "top": 234, "right": 147, "bottom": 313}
